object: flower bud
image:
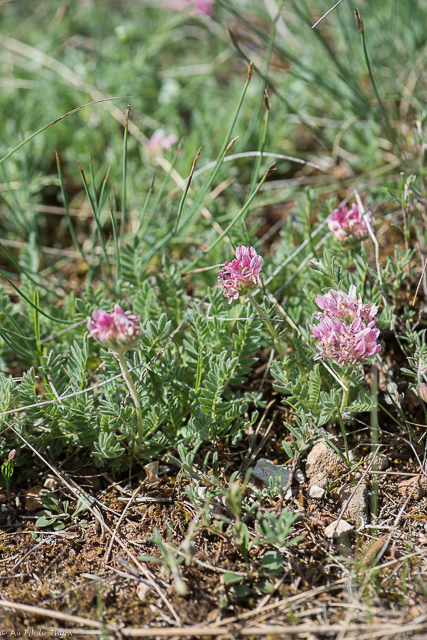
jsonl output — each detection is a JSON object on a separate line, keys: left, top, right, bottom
{"left": 417, "top": 383, "right": 427, "bottom": 402}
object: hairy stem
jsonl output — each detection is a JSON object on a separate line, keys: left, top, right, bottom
{"left": 339, "top": 377, "right": 350, "bottom": 465}
{"left": 247, "top": 293, "right": 284, "bottom": 360}
{"left": 117, "top": 351, "right": 144, "bottom": 442}
{"left": 340, "top": 382, "right": 349, "bottom": 413}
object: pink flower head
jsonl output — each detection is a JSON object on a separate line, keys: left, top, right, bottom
{"left": 147, "top": 129, "right": 179, "bottom": 156}
{"left": 310, "top": 285, "right": 381, "bottom": 365}
{"left": 165, "top": 0, "right": 215, "bottom": 15}
{"left": 217, "top": 245, "right": 263, "bottom": 303}
{"left": 87, "top": 304, "right": 142, "bottom": 353}
{"left": 328, "top": 203, "right": 373, "bottom": 243}
{"left": 309, "top": 315, "right": 381, "bottom": 365}
{"left": 315, "top": 285, "right": 378, "bottom": 324}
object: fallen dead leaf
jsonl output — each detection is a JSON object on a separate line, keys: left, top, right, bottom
{"left": 25, "top": 485, "right": 45, "bottom": 512}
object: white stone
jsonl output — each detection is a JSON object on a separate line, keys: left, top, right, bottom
{"left": 144, "top": 461, "right": 159, "bottom": 484}
{"left": 309, "top": 486, "right": 325, "bottom": 499}
{"left": 251, "top": 458, "right": 291, "bottom": 490}
{"left": 43, "top": 477, "right": 58, "bottom": 491}
{"left": 324, "top": 519, "right": 353, "bottom": 539}
{"left": 294, "top": 469, "right": 305, "bottom": 484}
{"left": 377, "top": 454, "right": 389, "bottom": 471}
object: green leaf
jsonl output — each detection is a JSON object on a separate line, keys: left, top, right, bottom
{"left": 74, "top": 494, "right": 94, "bottom": 517}
{"left": 223, "top": 572, "right": 244, "bottom": 585}
{"left": 40, "top": 491, "right": 61, "bottom": 513}
{"left": 138, "top": 555, "right": 160, "bottom": 563}
{"left": 233, "top": 584, "right": 252, "bottom": 598}
{"left": 36, "top": 515, "right": 57, "bottom": 527}
{"left": 308, "top": 364, "right": 321, "bottom": 410}
{"left": 260, "top": 550, "right": 284, "bottom": 575}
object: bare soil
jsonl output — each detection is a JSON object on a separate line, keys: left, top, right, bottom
{"left": 1, "top": 395, "right": 427, "bottom": 640}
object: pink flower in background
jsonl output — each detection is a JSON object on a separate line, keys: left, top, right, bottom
{"left": 310, "top": 286, "right": 381, "bottom": 364}
{"left": 328, "top": 203, "right": 372, "bottom": 243}
{"left": 88, "top": 305, "right": 142, "bottom": 352}
{"left": 309, "top": 315, "right": 381, "bottom": 365}
{"left": 165, "top": 0, "right": 215, "bottom": 15}
{"left": 217, "top": 245, "right": 263, "bottom": 303}
{"left": 147, "top": 129, "right": 179, "bottom": 156}
{"left": 315, "top": 285, "right": 378, "bottom": 325}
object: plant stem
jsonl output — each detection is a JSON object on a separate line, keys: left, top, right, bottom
{"left": 121, "top": 104, "right": 130, "bottom": 248}
{"left": 247, "top": 293, "right": 284, "bottom": 360}
{"left": 337, "top": 410, "right": 349, "bottom": 467}
{"left": 340, "top": 380, "right": 349, "bottom": 413}
{"left": 117, "top": 351, "right": 143, "bottom": 442}
{"left": 371, "top": 365, "right": 379, "bottom": 522}
{"left": 339, "top": 377, "right": 350, "bottom": 466}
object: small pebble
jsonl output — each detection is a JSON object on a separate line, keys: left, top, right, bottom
{"left": 294, "top": 469, "right": 305, "bottom": 484}
{"left": 377, "top": 454, "right": 389, "bottom": 471}
{"left": 398, "top": 476, "right": 427, "bottom": 501}
{"left": 250, "top": 458, "right": 291, "bottom": 490}
{"left": 338, "top": 482, "right": 368, "bottom": 527}
{"left": 324, "top": 519, "right": 353, "bottom": 539}
{"left": 309, "top": 486, "right": 325, "bottom": 499}
{"left": 44, "top": 477, "right": 59, "bottom": 491}
{"left": 305, "top": 440, "right": 346, "bottom": 489}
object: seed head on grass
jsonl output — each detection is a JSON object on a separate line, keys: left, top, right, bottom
{"left": 217, "top": 245, "right": 263, "bottom": 303}
{"left": 328, "top": 203, "right": 373, "bottom": 243}
{"left": 310, "top": 286, "right": 381, "bottom": 365}
{"left": 87, "top": 305, "right": 142, "bottom": 353}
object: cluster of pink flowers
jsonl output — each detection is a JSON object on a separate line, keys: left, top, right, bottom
{"left": 147, "top": 129, "right": 178, "bottom": 156}
{"left": 217, "top": 245, "right": 263, "bottom": 303}
{"left": 328, "top": 203, "right": 373, "bottom": 243}
{"left": 309, "top": 286, "right": 381, "bottom": 365}
{"left": 314, "top": 285, "right": 379, "bottom": 325}
{"left": 87, "top": 304, "right": 142, "bottom": 353}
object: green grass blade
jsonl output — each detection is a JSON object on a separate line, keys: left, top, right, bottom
{"left": 87, "top": 148, "right": 98, "bottom": 209}
{"left": 0, "top": 240, "right": 51, "bottom": 294}
{"left": 250, "top": 90, "right": 271, "bottom": 194}
{"left": 33, "top": 287, "right": 41, "bottom": 344}
{"left": 0, "top": 328, "right": 34, "bottom": 358}
{"left": 185, "top": 162, "right": 277, "bottom": 271}
{"left": 75, "top": 154, "right": 111, "bottom": 277}
{"left": 120, "top": 104, "right": 130, "bottom": 247}
{"left": 0, "top": 97, "right": 130, "bottom": 167}
{"left": 249, "top": 0, "right": 282, "bottom": 192}
{"left": 174, "top": 148, "right": 201, "bottom": 233}
{"left": 140, "top": 65, "right": 254, "bottom": 268}
{"left": 136, "top": 176, "right": 155, "bottom": 238}
{"left": 56, "top": 152, "right": 87, "bottom": 263}
{"left": 0, "top": 270, "right": 74, "bottom": 325}
{"left": 109, "top": 196, "right": 120, "bottom": 294}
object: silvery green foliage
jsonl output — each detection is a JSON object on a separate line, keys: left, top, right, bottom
{"left": 401, "top": 323, "right": 427, "bottom": 393}
{"left": 272, "top": 359, "right": 375, "bottom": 431}
{"left": 1, "top": 264, "right": 263, "bottom": 468}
